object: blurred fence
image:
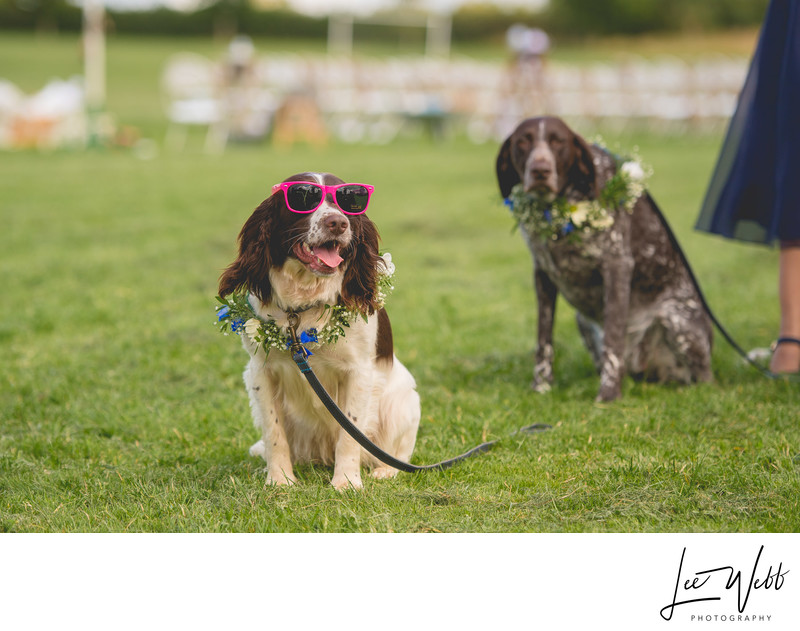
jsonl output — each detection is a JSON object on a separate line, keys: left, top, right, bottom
{"left": 161, "top": 52, "right": 748, "bottom": 150}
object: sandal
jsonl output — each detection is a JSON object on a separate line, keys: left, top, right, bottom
{"left": 770, "top": 336, "right": 800, "bottom": 374}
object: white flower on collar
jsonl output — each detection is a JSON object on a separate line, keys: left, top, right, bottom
{"left": 244, "top": 318, "right": 261, "bottom": 343}
{"left": 588, "top": 213, "right": 615, "bottom": 230}
{"left": 569, "top": 202, "right": 591, "bottom": 227}
{"left": 380, "top": 252, "right": 395, "bottom": 275}
{"left": 620, "top": 161, "right": 645, "bottom": 181}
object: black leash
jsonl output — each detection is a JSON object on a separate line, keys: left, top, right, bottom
{"left": 285, "top": 312, "right": 551, "bottom": 473}
{"left": 647, "top": 192, "right": 799, "bottom": 382}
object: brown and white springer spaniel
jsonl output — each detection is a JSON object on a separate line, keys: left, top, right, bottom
{"left": 219, "top": 172, "right": 419, "bottom": 489}
{"left": 496, "top": 116, "right": 713, "bottom": 401}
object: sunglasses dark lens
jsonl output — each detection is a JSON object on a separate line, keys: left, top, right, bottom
{"left": 335, "top": 185, "right": 370, "bottom": 214}
{"left": 286, "top": 183, "right": 323, "bottom": 212}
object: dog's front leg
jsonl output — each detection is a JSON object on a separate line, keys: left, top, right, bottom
{"left": 597, "top": 251, "right": 634, "bottom": 402}
{"left": 533, "top": 267, "right": 558, "bottom": 393}
{"left": 330, "top": 368, "right": 373, "bottom": 490}
{"left": 244, "top": 362, "right": 296, "bottom": 486}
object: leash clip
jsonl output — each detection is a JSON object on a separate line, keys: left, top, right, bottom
{"left": 286, "top": 311, "right": 309, "bottom": 357}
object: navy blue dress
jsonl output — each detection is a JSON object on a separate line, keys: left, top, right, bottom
{"left": 695, "top": 0, "right": 800, "bottom": 244}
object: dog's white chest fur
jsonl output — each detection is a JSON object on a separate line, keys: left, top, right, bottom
{"left": 242, "top": 298, "right": 420, "bottom": 490}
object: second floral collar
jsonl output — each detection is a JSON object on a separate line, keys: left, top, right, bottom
{"left": 505, "top": 150, "right": 650, "bottom": 243}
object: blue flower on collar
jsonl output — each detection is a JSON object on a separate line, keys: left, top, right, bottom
{"left": 300, "top": 329, "right": 318, "bottom": 344}
{"left": 285, "top": 328, "right": 319, "bottom": 356}
{"left": 218, "top": 305, "right": 244, "bottom": 335}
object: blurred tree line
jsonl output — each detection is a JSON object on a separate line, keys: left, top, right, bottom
{"left": 0, "top": 0, "right": 771, "bottom": 40}
{"left": 539, "top": 0, "right": 770, "bottom": 36}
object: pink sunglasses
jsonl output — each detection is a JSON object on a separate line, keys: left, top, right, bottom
{"left": 272, "top": 181, "right": 374, "bottom": 215}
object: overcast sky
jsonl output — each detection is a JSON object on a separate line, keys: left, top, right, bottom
{"left": 74, "top": 0, "right": 548, "bottom": 15}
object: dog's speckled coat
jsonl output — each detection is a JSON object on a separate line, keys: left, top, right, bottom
{"left": 496, "top": 116, "right": 712, "bottom": 401}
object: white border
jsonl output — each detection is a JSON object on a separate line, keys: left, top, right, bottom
{"left": 2, "top": 533, "right": 798, "bottom": 630}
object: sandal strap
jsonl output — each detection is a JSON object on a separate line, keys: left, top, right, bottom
{"left": 772, "top": 336, "right": 800, "bottom": 350}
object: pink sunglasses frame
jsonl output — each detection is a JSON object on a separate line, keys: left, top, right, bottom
{"left": 271, "top": 181, "right": 375, "bottom": 215}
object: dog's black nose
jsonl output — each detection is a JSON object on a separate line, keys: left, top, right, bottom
{"left": 325, "top": 215, "right": 349, "bottom": 236}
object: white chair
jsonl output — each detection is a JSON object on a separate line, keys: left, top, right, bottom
{"left": 161, "top": 53, "right": 226, "bottom": 153}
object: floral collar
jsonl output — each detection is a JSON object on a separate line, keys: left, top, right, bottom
{"left": 505, "top": 148, "right": 650, "bottom": 243}
{"left": 216, "top": 252, "right": 395, "bottom": 357}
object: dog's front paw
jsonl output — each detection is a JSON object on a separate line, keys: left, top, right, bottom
{"left": 597, "top": 354, "right": 623, "bottom": 401}
{"left": 266, "top": 468, "right": 297, "bottom": 486}
{"left": 531, "top": 379, "right": 552, "bottom": 394}
{"left": 371, "top": 466, "right": 398, "bottom": 480}
{"left": 595, "top": 385, "right": 621, "bottom": 402}
{"left": 331, "top": 472, "right": 363, "bottom": 491}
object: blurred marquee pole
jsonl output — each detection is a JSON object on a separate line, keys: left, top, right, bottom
{"left": 83, "top": 0, "right": 106, "bottom": 147}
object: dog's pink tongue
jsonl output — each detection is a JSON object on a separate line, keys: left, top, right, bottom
{"left": 312, "top": 246, "right": 343, "bottom": 268}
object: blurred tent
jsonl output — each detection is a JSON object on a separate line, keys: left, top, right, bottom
{"left": 284, "top": 0, "right": 548, "bottom": 57}
{"left": 326, "top": 11, "right": 451, "bottom": 58}
{"left": 284, "top": 0, "right": 547, "bottom": 16}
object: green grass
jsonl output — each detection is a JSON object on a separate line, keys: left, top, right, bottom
{"left": 1, "top": 32, "right": 798, "bottom": 532}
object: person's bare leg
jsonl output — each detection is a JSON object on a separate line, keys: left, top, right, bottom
{"left": 770, "top": 243, "right": 800, "bottom": 373}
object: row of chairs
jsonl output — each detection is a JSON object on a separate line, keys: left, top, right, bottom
{"left": 162, "top": 52, "right": 748, "bottom": 150}
{"left": 0, "top": 53, "right": 748, "bottom": 152}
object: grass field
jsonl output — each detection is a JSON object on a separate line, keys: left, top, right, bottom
{"left": 1, "top": 32, "right": 798, "bottom": 533}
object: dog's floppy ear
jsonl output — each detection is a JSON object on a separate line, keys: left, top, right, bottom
{"left": 341, "top": 216, "right": 382, "bottom": 316}
{"left": 218, "top": 195, "right": 280, "bottom": 303}
{"left": 568, "top": 133, "right": 598, "bottom": 198}
{"left": 496, "top": 134, "right": 521, "bottom": 200}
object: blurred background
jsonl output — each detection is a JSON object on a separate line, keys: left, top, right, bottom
{"left": 4, "top": 1, "right": 797, "bottom": 537}
{"left": 0, "top": 0, "right": 769, "bottom": 153}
